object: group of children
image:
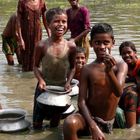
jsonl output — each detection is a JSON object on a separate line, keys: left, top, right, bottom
{"left": 1, "top": 0, "right": 140, "bottom": 139}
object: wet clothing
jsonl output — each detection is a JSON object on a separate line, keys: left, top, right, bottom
{"left": 33, "top": 85, "right": 69, "bottom": 129}
{"left": 2, "top": 13, "right": 19, "bottom": 55}
{"left": 115, "top": 60, "right": 140, "bottom": 127}
{"left": 2, "top": 35, "right": 18, "bottom": 55}
{"left": 42, "top": 43, "right": 70, "bottom": 86}
{"left": 17, "top": 0, "right": 46, "bottom": 71}
{"left": 33, "top": 42, "right": 71, "bottom": 128}
{"left": 118, "top": 84, "right": 140, "bottom": 124}
{"left": 66, "top": 6, "right": 90, "bottom": 60}
{"left": 130, "top": 59, "right": 140, "bottom": 77}
{"left": 78, "top": 116, "right": 114, "bottom": 136}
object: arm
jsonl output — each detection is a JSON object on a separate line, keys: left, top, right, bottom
{"left": 41, "top": 2, "right": 50, "bottom": 37}
{"left": 104, "top": 55, "right": 128, "bottom": 97}
{"left": 34, "top": 42, "right": 46, "bottom": 91}
{"left": 125, "top": 112, "right": 136, "bottom": 128}
{"left": 16, "top": 1, "right": 25, "bottom": 50}
{"left": 65, "top": 42, "right": 76, "bottom": 90}
{"left": 78, "top": 67, "right": 105, "bottom": 140}
{"left": 74, "top": 29, "right": 90, "bottom": 42}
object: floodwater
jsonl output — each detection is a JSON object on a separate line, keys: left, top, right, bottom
{"left": 1, "top": 0, "right": 140, "bottom": 140}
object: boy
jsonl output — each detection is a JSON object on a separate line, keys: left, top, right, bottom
{"left": 63, "top": 23, "right": 128, "bottom": 140}
{"left": 1, "top": 13, "right": 22, "bottom": 65}
{"left": 33, "top": 7, "right": 76, "bottom": 129}
{"left": 119, "top": 41, "right": 140, "bottom": 128}
{"left": 74, "top": 47, "right": 86, "bottom": 81}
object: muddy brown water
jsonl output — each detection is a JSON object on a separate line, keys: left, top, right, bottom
{"left": 1, "top": 0, "right": 140, "bottom": 139}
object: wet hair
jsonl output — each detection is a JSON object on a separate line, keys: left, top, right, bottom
{"left": 119, "top": 41, "right": 137, "bottom": 55}
{"left": 90, "top": 23, "right": 114, "bottom": 41}
{"left": 46, "top": 7, "right": 67, "bottom": 24}
{"left": 76, "top": 47, "right": 86, "bottom": 56}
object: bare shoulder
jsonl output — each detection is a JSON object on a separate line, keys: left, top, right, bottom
{"left": 115, "top": 59, "right": 128, "bottom": 73}
{"left": 67, "top": 40, "right": 76, "bottom": 49}
{"left": 67, "top": 40, "right": 76, "bottom": 55}
{"left": 36, "top": 39, "right": 48, "bottom": 54}
{"left": 81, "top": 62, "right": 93, "bottom": 75}
{"left": 116, "top": 59, "right": 127, "bottom": 68}
{"left": 38, "top": 39, "right": 47, "bottom": 47}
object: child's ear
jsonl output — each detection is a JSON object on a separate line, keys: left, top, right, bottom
{"left": 113, "top": 39, "right": 115, "bottom": 45}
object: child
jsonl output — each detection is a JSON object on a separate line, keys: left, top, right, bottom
{"left": 63, "top": 23, "right": 128, "bottom": 140}
{"left": 17, "top": 0, "right": 50, "bottom": 71}
{"left": 119, "top": 41, "right": 140, "bottom": 128}
{"left": 1, "top": 13, "right": 22, "bottom": 65}
{"left": 74, "top": 47, "right": 86, "bottom": 81}
{"left": 66, "top": 0, "right": 91, "bottom": 61}
{"left": 33, "top": 7, "right": 76, "bottom": 129}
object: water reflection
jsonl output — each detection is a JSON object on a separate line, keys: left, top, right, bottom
{"left": 1, "top": 0, "right": 140, "bottom": 140}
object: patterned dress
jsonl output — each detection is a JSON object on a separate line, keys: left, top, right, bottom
{"left": 17, "top": 0, "right": 47, "bottom": 71}
{"left": 119, "top": 59, "right": 140, "bottom": 124}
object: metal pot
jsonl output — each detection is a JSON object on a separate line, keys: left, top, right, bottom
{"left": 0, "top": 108, "right": 31, "bottom": 133}
{"left": 68, "top": 79, "right": 79, "bottom": 96}
{"left": 61, "top": 104, "right": 75, "bottom": 119}
{"left": 37, "top": 86, "right": 72, "bottom": 107}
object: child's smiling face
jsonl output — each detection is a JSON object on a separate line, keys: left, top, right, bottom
{"left": 91, "top": 33, "right": 114, "bottom": 60}
{"left": 75, "top": 52, "right": 86, "bottom": 69}
{"left": 49, "top": 13, "right": 68, "bottom": 37}
{"left": 120, "top": 46, "right": 137, "bottom": 65}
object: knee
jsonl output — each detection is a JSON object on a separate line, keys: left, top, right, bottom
{"left": 63, "top": 115, "right": 78, "bottom": 132}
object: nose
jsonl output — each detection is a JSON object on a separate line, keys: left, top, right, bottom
{"left": 100, "top": 43, "right": 105, "bottom": 49}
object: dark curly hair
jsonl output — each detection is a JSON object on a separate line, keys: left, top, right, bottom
{"left": 119, "top": 41, "right": 137, "bottom": 55}
{"left": 46, "top": 7, "right": 67, "bottom": 24}
{"left": 90, "top": 23, "right": 114, "bottom": 41}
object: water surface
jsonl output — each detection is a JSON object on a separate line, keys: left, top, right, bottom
{"left": 1, "top": 0, "right": 140, "bottom": 140}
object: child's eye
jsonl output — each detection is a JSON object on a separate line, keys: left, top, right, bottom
{"left": 95, "top": 41, "right": 100, "bottom": 45}
{"left": 103, "top": 41, "right": 110, "bottom": 45}
{"left": 62, "top": 20, "right": 67, "bottom": 24}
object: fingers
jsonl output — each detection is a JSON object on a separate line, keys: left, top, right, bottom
{"left": 103, "top": 55, "right": 116, "bottom": 71}
{"left": 104, "top": 55, "right": 116, "bottom": 65}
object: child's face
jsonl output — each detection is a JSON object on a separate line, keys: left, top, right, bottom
{"left": 75, "top": 52, "right": 86, "bottom": 69}
{"left": 68, "top": 0, "right": 79, "bottom": 6}
{"left": 91, "top": 33, "right": 114, "bottom": 59}
{"left": 48, "top": 13, "right": 67, "bottom": 37}
{"left": 120, "top": 46, "right": 137, "bottom": 65}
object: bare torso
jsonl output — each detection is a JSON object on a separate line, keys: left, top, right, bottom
{"left": 85, "top": 62, "right": 119, "bottom": 120}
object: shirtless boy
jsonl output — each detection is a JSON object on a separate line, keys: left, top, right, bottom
{"left": 63, "top": 23, "right": 128, "bottom": 140}
{"left": 33, "top": 7, "right": 76, "bottom": 129}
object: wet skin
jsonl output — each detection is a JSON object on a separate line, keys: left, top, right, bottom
{"left": 63, "top": 33, "right": 128, "bottom": 140}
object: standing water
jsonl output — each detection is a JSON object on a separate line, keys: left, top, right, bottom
{"left": 0, "top": 0, "right": 140, "bottom": 140}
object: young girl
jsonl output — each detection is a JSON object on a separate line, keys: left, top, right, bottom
{"left": 17, "top": 0, "right": 50, "bottom": 71}
{"left": 66, "top": 0, "right": 91, "bottom": 61}
{"left": 119, "top": 41, "right": 140, "bottom": 128}
{"left": 33, "top": 7, "right": 76, "bottom": 129}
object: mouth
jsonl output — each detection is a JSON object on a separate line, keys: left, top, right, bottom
{"left": 76, "top": 63, "right": 83, "bottom": 68}
{"left": 123, "top": 57, "right": 132, "bottom": 63}
{"left": 56, "top": 28, "right": 65, "bottom": 34}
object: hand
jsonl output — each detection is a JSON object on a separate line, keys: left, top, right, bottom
{"left": 64, "top": 82, "right": 72, "bottom": 91}
{"left": 103, "top": 54, "right": 116, "bottom": 72}
{"left": 18, "top": 39, "right": 25, "bottom": 51}
{"left": 89, "top": 125, "right": 106, "bottom": 140}
{"left": 38, "top": 79, "right": 46, "bottom": 91}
